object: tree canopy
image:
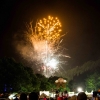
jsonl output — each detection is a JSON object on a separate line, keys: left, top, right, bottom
{"left": 1, "top": 57, "right": 100, "bottom": 93}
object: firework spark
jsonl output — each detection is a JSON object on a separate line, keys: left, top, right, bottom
{"left": 15, "top": 16, "right": 69, "bottom": 77}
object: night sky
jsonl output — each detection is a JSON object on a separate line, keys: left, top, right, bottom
{"left": 0, "top": 0, "right": 100, "bottom": 68}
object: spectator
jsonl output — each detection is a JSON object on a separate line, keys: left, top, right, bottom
{"left": 77, "top": 92, "right": 87, "bottom": 100}
{"left": 29, "top": 92, "right": 38, "bottom": 100}
{"left": 44, "top": 96, "right": 47, "bottom": 100}
{"left": 20, "top": 93, "right": 27, "bottom": 100}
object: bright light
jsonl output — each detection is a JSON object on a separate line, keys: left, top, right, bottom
{"left": 77, "top": 87, "right": 83, "bottom": 92}
{"left": 8, "top": 93, "right": 18, "bottom": 99}
{"left": 15, "top": 16, "right": 70, "bottom": 77}
{"left": 40, "top": 91, "right": 49, "bottom": 96}
{"left": 68, "top": 92, "right": 75, "bottom": 97}
{"left": 46, "top": 58, "right": 58, "bottom": 69}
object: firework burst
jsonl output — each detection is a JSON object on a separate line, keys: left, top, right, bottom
{"left": 15, "top": 16, "right": 69, "bottom": 77}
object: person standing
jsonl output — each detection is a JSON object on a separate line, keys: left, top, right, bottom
{"left": 29, "top": 92, "right": 39, "bottom": 100}
{"left": 77, "top": 92, "right": 87, "bottom": 100}
{"left": 20, "top": 93, "right": 27, "bottom": 100}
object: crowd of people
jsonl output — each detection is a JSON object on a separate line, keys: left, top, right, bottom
{"left": 1, "top": 91, "right": 99, "bottom": 100}
{"left": 13, "top": 91, "right": 89, "bottom": 100}
{"left": 15, "top": 92, "right": 39, "bottom": 100}
{"left": 55, "top": 92, "right": 87, "bottom": 100}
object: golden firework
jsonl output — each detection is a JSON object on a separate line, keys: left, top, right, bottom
{"left": 18, "top": 15, "right": 69, "bottom": 77}
{"left": 36, "top": 16, "right": 62, "bottom": 41}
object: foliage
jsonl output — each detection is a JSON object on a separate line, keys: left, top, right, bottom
{"left": 85, "top": 73, "right": 100, "bottom": 92}
{"left": 0, "top": 57, "right": 71, "bottom": 93}
{"left": 48, "top": 76, "right": 59, "bottom": 90}
{"left": 35, "top": 74, "right": 52, "bottom": 91}
{"left": 66, "top": 59, "right": 100, "bottom": 81}
{"left": 0, "top": 57, "right": 34, "bottom": 92}
{"left": 2, "top": 57, "right": 100, "bottom": 93}
{"left": 62, "top": 59, "right": 100, "bottom": 92}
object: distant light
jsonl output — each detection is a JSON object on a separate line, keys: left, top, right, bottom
{"left": 9, "top": 93, "right": 18, "bottom": 99}
{"left": 77, "top": 87, "right": 83, "bottom": 92}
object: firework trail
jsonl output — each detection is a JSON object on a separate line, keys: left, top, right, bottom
{"left": 15, "top": 16, "right": 70, "bottom": 77}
